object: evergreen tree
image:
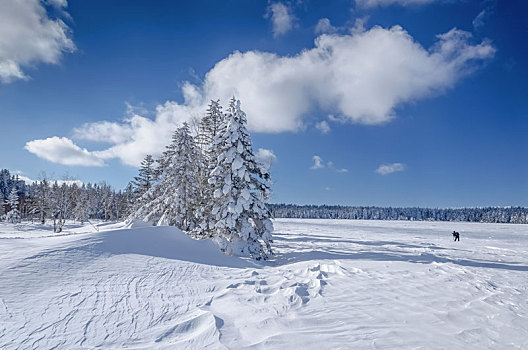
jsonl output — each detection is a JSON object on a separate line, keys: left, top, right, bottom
{"left": 132, "top": 154, "right": 156, "bottom": 200}
{"left": 5, "top": 187, "right": 21, "bottom": 224}
{"left": 74, "top": 184, "right": 89, "bottom": 223}
{"left": 0, "top": 197, "right": 5, "bottom": 219}
{"left": 34, "top": 179, "right": 50, "bottom": 224}
{"left": 0, "top": 169, "right": 13, "bottom": 202}
{"left": 133, "top": 123, "right": 201, "bottom": 230}
{"left": 194, "top": 100, "right": 227, "bottom": 238}
{"left": 208, "top": 98, "right": 273, "bottom": 260}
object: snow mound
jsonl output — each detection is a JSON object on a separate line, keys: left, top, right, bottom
{"left": 124, "top": 219, "right": 153, "bottom": 229}
{"left": 87, "top": 225, "right": 254, "bottom": 268}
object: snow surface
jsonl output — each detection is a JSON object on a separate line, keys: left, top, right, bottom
{"left": 1, "top": 219, "right": 527, "bottom": 349}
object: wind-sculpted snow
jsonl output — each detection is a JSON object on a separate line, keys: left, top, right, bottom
{"left": 1, "top": 219, "right": 527, "bottom": 349}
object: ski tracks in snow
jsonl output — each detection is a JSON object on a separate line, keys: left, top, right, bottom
{"left": 1, "top": 219, "right": 528, "bottom": 349}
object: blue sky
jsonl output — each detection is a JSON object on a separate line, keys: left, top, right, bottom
{"left": 1, "top": 0, "right": 526, "bottom": 207}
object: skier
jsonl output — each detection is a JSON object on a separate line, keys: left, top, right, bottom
{"left": 452, "top": 231, "right": 460, "bottom": 242}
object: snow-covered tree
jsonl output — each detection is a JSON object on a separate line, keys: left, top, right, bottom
{"left": 133, "top": 123, "right": 201, "bottom": 230}
{"left": 207, "top": 98, "right": 273, "bottom": 260}
{"left": 0, "top": 197, "right": 6, "bottom": 219}
{"left": 193, "top": 100, "right": 227, "bottom": 238}
{"left": 5, "top": 187, "right": 21, "bottom": 224}
{"left": 33, "top": 179, "right": 51, "bottom": 224}
{"left": 132, "top": 154, "right": 156, "bottom": 200}
{"left": 73, "top": 184, "right": 89, "bottom": 223}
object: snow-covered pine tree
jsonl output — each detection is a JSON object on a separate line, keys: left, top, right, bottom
{"left": 73, "top": 184, "right": 89, "bottom": 223}
{"left": 0, "top": 197, "right": 5, "bottom": 219}
{"left": 134, "top": 123, "right": 201, "bottom": 230}
{"left": 121, "top": 182, "right": 136, "bottom": 218}
{"left": 34, "top": 179, "right": 50, "bottom": 224}
{"left": 208, "top": 98, "right": 273, "bottom": 260}
{"left": 194, "top": 100, "right": 227, "bottom": 238}
{"left": 198, "top": 100, "right": 225, "bottom": 151}
{"left": 132, "top": 154, "right": 156, "bottom": 200}
{"left": 5, "top": 187, "right": 21, "bottom": 224}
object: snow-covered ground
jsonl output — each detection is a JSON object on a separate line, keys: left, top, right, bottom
{"left": 1, "top": 219, "right": 527, "bottom": 349}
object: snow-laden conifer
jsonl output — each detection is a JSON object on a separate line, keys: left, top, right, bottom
{"left": 134, "top": 123, "right": 201, "bottom": 230}
{"left": 132, "top": 155, "right": 156, "bottom": 199}
{"left": 5, "top": 187, "right": 21, "bottom": 224}
{"left": 194, "top": 100, "right": 226, "bottom": 238}
{"left": 208, "top": 98, "right": 273, "bottom": 260}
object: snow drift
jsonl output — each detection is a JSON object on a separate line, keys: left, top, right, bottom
{"left": 1, "top": 219, "right": 528, "bottom": 349}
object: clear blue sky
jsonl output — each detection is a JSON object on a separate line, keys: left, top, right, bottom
{"left": 1, "top": 0, "right": 526, "bottom": 207}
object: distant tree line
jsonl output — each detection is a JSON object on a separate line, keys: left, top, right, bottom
{"left": 0, "top": 169, "right": 134, "bottom": 232}
{"left": 270, "top": 204, "right": 528, "bottom": 224}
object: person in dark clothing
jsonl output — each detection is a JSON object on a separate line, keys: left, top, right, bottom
{"left": 452, "top": 231, "right": 460, "bottom": 241}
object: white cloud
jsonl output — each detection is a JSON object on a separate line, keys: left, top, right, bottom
{"left": 376, "top": 162, "right": 405, "bottom": 175}
{"left": 192, "top": 25, "right": 494, "bottom": 130}
{"left": 16, "top": 174, "right": 82, "bottom": 186}
{"left": 255, "top": 148, "right": 277, "bottom": 171}
{"left": 473, "top": 10, "right": 486, "bottom": 30}
{"left": 315, "top": 120, "right": 331, "bottom": 134}
{"left": 265, "top": 2, "right": 296, "bottom": 37}
{"left": 311, "top": 155, "right": 324, "bottom": 169}
{"left": 74, "top": 120, "right": 136, "bottom": 144}
{"left": 473, "top": 1, "right": 495, "bottom": 31}
{"left": 45, "top": 0, "right": 68, "bottom": 8}
{"left": 25, "top": 137, "right": 106, "bottom": 167}
{"left": 315, "top": 18, "right": 338, "bottom": 35}
{"left": 27, "top": 25, "right": 494, "bottom": 167}
{"left": 356, "top": 0, "right": 438, "bottom": 8}
{"left": 0, "top": 0, "right": 75, "bottom": 83}
{"left": 13, "top": 170, "right": 83, "bottom": 185}
{"left": 326, "top": 160, "right": 348, "bottom": 173}
{"left": 72, "top": 102, "right": 197, "bottom": 166}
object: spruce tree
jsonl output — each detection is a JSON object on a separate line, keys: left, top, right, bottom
{"left": 208, "top": 98, "right": 273, "bottom": 260}
{"left": 34, "top": 179, "right": 50, "bottom": 224}
{"left": 5, "top": 187, "right": 21, "bottom": 224}
{"left": 133, "top": 123, "right": 201, "bottom": 230}
{"left": 194, "top": 100, "right": 227, "bottom": 238}
{"left": 132, "top": 154, "right": 156, "bottom": 200}
{"left": 0, "top": 198, "right": 5, "bottom": 219}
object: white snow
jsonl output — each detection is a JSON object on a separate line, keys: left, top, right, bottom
{"left": 1, "top": 219, "right": 527, "bottom": 349}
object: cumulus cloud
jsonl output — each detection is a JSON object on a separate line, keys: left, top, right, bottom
{"left": 27, "top": 24, "right": 494, "bottom": 167}
{"left": 186, "top": 26, "right": 494, "bottom": 131}
{"left": 0, "top": 0, "right": 75, "bottom": 83}
{"left": 265, "top": 2, "right": 296, "bottom": 37}
{"left": 72, "top": 102, "right": 197, "bottom": 166}
{"left": 315, "top": 18, "right": 338, "bottom": 35}
{"left": 356, "top": 0, "right": 438, "bottom": 8}
{"left": 255, "top": 148, "right": 277, "bottom": 171}
{"left": 74, "top": 120, "right": 136, "bottom": 144}
{"left": 315, "top": 120, "right": 331, "bottom": 134}
{"left": 376, "top": 162, "right": 405, "bottom": 175}
{"left": 25, "top": 137, "right": 106, "bottom": 167}
{"left": 311, "top": 155, "right": 324, "bottom": 169}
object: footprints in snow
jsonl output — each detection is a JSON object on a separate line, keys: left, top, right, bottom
{"left": 223, "top": 262, "right": 345, "bottom": 306}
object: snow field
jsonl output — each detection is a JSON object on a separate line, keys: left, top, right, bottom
{"left": 1, "top": 219, "right": 527, "bottom": 349}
